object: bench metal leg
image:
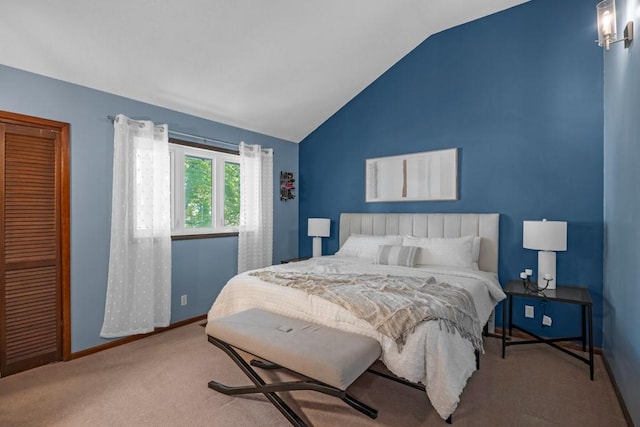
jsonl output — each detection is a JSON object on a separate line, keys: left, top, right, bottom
{"left": 248, "top": 358, "right": 377, "bottom": 419}
{"left": 250, "top": 359, "right": 281, "bottom": 370}
{"left": 342, "top": 393, "right": 378, "bottom": 419}
{"left": 208, "top": 335, "right": 378, "bottom": 426}
{"left": 208, "top": 336, "right": 308, "bottom": 426}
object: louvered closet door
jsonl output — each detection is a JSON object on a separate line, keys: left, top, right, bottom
{"left": 1, "top": 123, "right": 62, "bottom": 376}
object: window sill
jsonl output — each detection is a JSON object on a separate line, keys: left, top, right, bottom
{"left": 171, "top": 232, "right": 239, "bottom": 241}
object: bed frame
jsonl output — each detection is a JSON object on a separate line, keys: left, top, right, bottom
{"left": 339, "top": 213, "right": 500, "bottom": 273}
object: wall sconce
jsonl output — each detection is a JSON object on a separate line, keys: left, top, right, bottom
{"left": 597, "top": 0, "right": 633, "bottom": 50}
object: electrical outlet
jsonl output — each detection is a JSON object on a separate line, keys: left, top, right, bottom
{"left": 525, "top": 305, "right": 534, "bottom": 318}
{"left": 542, "top": 315, "right": 552, "bottom": 326}
{"left": 180, "top": 295, "right": 187, "bottom": 306}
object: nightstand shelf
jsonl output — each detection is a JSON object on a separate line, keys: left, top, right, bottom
{"left": 501, "top": 280, "right": 594, "bottom": 380}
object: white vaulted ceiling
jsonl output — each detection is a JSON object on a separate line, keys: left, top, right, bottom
{"left": 0, "top": 0, "right": 527, "bottom": 142}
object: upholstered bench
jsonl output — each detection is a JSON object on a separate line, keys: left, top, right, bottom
{"left": 206, "top": 308, "right": 382, "bottom": 427}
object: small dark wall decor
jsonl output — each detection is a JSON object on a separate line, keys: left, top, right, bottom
{"left": 280, "top": 171, "right": 295, "bottom": 201}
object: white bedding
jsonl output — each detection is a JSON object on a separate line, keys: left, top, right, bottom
{"left": 207, "top": 256, "right": 506, "bottom": 419}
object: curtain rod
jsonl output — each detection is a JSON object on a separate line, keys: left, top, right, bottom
{"left": 107, "top": 115, "right": 243, "bottom": 151}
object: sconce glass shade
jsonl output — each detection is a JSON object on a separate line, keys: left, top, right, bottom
{"left": 597, "top": 0, "right": 617, "bottom": 49}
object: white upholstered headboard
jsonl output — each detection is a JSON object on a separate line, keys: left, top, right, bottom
{"left": 339, "top": 213, "right": 500, "bottom": 273}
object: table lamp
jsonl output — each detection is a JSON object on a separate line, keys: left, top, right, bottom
{"left": 523, "top": 219, "right": 567, "bottom": 289}
{"left": 308, "top": 218, "right": 330, "bottom": 257}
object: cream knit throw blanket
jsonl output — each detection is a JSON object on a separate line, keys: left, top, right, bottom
{"left": 250, "top": 271, "right": 482, "bottom": 352}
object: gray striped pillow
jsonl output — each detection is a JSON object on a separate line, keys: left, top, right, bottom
{"left": 374, "top": 245, "right": 418, "bottom": 267}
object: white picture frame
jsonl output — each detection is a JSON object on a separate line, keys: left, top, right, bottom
{"left": 365, "top": 148, "right": 458, "bottom": 202}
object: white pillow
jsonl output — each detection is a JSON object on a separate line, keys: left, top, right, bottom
{"left": 374, "top": 245, "right": 418, "bottom": 267}
{"left": 402, "top": 235, "right": 476, "bottom": 269}
{"left": 335, "top": 234, "right": 403, "bottom": 260}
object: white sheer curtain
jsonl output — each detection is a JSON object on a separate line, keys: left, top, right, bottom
{"left": 238, "top": 142, "right": 273, "bottom": 273}
{"left": 100, "top": 114, "right": 172, "bottom": 338}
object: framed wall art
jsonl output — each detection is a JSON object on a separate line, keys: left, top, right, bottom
{"left": 365, "top": 148, "right": 458, "bottom": 202}
{"left": 280, "top": 171, "right": 295, "bottom": 201}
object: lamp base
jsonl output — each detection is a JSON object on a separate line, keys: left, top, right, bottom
{"left": 312, "top": 237, "right": 323, "bottom": 257}
{"left": 538, "top": 251, "right": 557, "bottom": 289}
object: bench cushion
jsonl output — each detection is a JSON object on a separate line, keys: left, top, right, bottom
{"left": 206, "top": 308, "right": 381, "bottom": 390}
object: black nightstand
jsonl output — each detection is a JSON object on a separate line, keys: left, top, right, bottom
{"left": 280, "top": 256, "right": 311, "bottom": 264}
{"left": 501, "top": 280, "right": 594, "bottom": 380}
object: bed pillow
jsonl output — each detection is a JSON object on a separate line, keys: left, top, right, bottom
{"left": 402, "top": 235, "right": 475, "bottom": 269}
{"left": 374, "top": 245, "right": 418, "bottom": 267}
{"left": 335, "top": 234, "right": 403, "bottom": 260}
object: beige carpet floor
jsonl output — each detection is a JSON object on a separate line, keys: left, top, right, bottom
{"left": 0, "top": 321, "right": 628, "bottom": 426}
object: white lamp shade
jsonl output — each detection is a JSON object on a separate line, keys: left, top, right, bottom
{"left": 523, "top": 220, "right": 567, "bottom": 251}
{"left": 308, "top": 218, "right": 330, "bottom": 237}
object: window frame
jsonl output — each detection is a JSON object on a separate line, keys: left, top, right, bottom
{"left": 168, "top": 138, "right": 240, "bottom": 239}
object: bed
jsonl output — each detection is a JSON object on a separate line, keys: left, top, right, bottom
{"left": 207, "top": 212, "right": 506, "bottom": 420}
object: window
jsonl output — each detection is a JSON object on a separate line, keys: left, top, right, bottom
{"left": 169, "top": 141, "right": 240, "bottom": 236}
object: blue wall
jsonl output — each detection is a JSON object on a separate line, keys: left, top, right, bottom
{"left": 603, "top": 0, "right": 640, "bottom": 423}
{"left": 0, "top": 64, "right": 299, "bottom": 352}
{"left": 299, "top": 0, "right": 604, "bottom": 345}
